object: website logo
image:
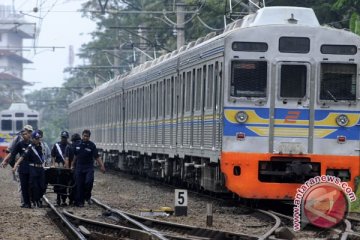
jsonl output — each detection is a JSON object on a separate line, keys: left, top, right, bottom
{"left": 293, "top": 175, "right": 356, "bottom": 231}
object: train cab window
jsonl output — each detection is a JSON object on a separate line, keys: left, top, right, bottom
{"left": 232, "top": 41, "right": 268, "bottom": 52}
{"left": 231, "top": 60, "right": 267, "bottom": 98}
{"left": 16, "top": 120, "right": 23, "bottom": 131}
{"left": 280, "top": 65, "right": 307, "bottom": 98}
{"left": 1, "top": 120, "right": 12, "bottom": 131}
{"left": 321, "top": 45, "right": 357, "bottom": 55}
{"left": 15, "top": 113, "right": 24, "bottom": 117}
{"left": 279, "top": 37, "right": 310, "bottom": 53}
{"left": 320, "top": 63, "right": 357, "bottom": 101}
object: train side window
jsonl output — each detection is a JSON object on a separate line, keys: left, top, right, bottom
{"left": 280, "top": 64, "right": 307, "bottom": 98}
{"left": 1, "top": 120, "right": 11, "bottom": 131}
{"left": 320, "top": 63, "right": 357, "bottom": 101}
{"left": 185, "top": 71, "right": 191, "bottom": 112}
{"left": 166, "top": 78, "right": 170, "bottom": 116}
{"left": 171, "top": 76, "right": 175, "bottom": 117}
{"left": 192, "top": 69, "right": 196, "bottom": 112}
{"left": 206, "top": 64, "right": 214, "bottom": 109}
{"left": 182, "top": 72, "right": 186, "bottom": 116}
{"left": 230, "top": 60, "right": 267, "bottom": 98}
{"left": 202, "top": 65, "right": 206, "bottom": 111}
{"left": 279, "top": 37, "right": 310, "bottom": 53}
{"left": 159, "top": 81, "right": 163, "bottom": 118}
{"left": 195, "top": 68, "right": 202, "bottom": 111}
{"left": 15, "top": 113, "right": 24, "bottom": 117}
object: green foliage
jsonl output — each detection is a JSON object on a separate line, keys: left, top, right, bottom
{"left": 350, "top": 12, "right": 360, "bottom": 34}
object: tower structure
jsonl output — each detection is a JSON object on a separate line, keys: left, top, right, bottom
{"left": 0, "top": 4, "right": 34, "bottom": 109}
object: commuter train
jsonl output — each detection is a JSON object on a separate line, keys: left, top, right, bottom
{"left": 69, "top": 6, "right": 360, "bottom": 200}
{"left": 0, "top": 103, "right": 39, "bottom": 160}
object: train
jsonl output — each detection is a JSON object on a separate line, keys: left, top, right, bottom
{"left": 68, "top": 6, "right": 360, "bottom": 200}
{"left": 0, "top": 102, "right": 40, "bottom": 160}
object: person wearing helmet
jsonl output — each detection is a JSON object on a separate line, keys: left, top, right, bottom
{"left": 50, "top": 131, "right": 70, "bottom": 206}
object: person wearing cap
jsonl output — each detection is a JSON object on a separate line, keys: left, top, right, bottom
{"left": 4, "top": 130, "right": 32, "bottom": 208}
{"left": 72, "top": 129, "right": 105, "bottom": 207}
{"left": 1, "top": 125, "right": 33, "bottom": 207}
{"left": 50, "top": 131, "right": 70, "bottom": 206}
{"left": 1, "top": 125, "right": 33, "bottom": 169}
{"left": 13, "top": 130, "right": 46, "bottom": 208}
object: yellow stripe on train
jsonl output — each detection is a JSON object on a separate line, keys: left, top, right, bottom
{"left": 248, "top": 126, "right": 336, "bottom": 138}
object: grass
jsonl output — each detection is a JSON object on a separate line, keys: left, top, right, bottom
{"left": 350, "top": 179, "right": 360, "bottom": 212}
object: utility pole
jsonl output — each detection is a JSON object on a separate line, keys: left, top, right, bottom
{"left": 138, "top": 24, "right": 147, "bottom": 64}
{"left": 176, "top": 2, "right": 185, "bottom": 49}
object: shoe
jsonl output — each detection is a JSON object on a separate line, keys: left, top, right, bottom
{"left": 76, "top": 204, "right": 84, "bottom": 208}
{"left": 36, "top": 201, "right": 43, "bottom": 208}
{"left": 21, "top": 204, "right": 31, "bottom": 209}
{"left": 86, "top": 199, "right": 92, "bottom": 205}
{"left": 61, "top": 202, "right": 67, "bottom": 206}
{"left": 56, "top": 200, "right": 61, "bottom": 206}
{"left": 69, "top": 200, "right": 73, "bottom": 206}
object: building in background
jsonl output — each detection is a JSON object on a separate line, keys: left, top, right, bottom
{"left": 0, "top": 4, "right": 34, "bottom": 110}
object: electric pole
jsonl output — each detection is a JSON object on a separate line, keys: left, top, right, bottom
{"left": 176, "top": 2, "right": 185, "bottom": 49}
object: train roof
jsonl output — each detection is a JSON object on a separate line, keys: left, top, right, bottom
{"left": 0, "top": 103, "right": 39, "bottom": 114}
{"left": 68, "top": 6, "right": 343, "bottom": 108}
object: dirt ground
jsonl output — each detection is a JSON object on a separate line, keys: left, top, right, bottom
{"left": 0, "top": 168, "right": 66, "bottom": 240}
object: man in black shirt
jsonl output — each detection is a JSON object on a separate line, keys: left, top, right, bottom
{"left": 13, "top": 130, "right": 45, "bottom": 208}
{"left": 51, "top": 131, "right": 70, "bottom": 205}
{"left": 72, "top": 129, "right": 105, "bottom": 207}
{"left": 64, "top": 133, "right": 81, "bottom": 205}
{"left": 9, "top": 130, "right": 32, "bottom": 208}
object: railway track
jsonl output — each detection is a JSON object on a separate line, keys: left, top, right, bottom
{"left": 43, "top": 193, "right": 287, "bottom": 240}
{"left": 269, "top": 210, "right": 360, "bottom": 240}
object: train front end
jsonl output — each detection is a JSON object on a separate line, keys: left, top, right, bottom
{"left": 0, "top": 103, "right": 39, "bottom": 160}
{"left": 220, "top": 7, "right": 360, "bottom": 200}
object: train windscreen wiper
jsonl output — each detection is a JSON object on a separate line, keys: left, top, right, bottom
{"left": 327, "top": 90, "right": 338, "bottom": 102}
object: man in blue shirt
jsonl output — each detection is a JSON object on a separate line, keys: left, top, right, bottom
{"left": 71, "top": 129, "right": 105, "bottom": 207}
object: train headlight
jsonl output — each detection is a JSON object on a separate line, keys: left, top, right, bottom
{"left": 335, "top": 114, "right": 349, "bottom": 127}
{"left": 235, "top": 111, "right": 248, "bottom": 123}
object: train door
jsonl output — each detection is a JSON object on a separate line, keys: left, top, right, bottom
{"left": 270, "top": 62, "right": 313, "bottom": 154}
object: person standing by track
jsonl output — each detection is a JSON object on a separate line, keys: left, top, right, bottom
{"left": 64, "top": 133, "right": 81, "bottom": 205}
{"left": 4, "top": 129, "right": 32, "bottom": 208}
{"left": 51, "top": 131, "right": 70, "bottom": 206}
{"left": 71, "top": 129, "right": 105, "bottom": 207}
{"left": 13, "top": 130, "right": 46, "bottom": 208}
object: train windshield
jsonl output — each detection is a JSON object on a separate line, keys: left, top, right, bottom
{"left": 280, "top": 64, "right": 307, "bottom": 98}
{"left": 320, "top": 63, "right": 357, "bottom": 101}
{"left": 230, "top": 60, "right": 267, "bottom": 98}
{"left": 1, "top": 120, "right": 12, "bottom": 131}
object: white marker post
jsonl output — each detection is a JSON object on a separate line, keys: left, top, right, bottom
{"left": 174, "top": 189, "right": 188, "bottom": 216}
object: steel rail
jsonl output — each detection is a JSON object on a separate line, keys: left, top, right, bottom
{"left": 43, "top": 196, "right": 86, "bottom": 240}
{"left": 257, "top": 210, "right": 281, "bottom": 240}
{"left": 91, "top": 197, "right": 169, "bottom": 240}
{"left": 63, "top": 210, "right": 156, "bottom": 240}
{"left": 92, "top": 197, "right": 258, "bottom": 240}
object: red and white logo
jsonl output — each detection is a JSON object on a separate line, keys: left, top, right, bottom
{"left": 293, "top": 175, "right": 356, "bottom": 231}
{"left": 303, "top": 183, "right": 348, "bottom": 228}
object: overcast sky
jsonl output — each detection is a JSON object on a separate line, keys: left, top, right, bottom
{"left": 4, "top": 0, "right": 96, "bottom": 92}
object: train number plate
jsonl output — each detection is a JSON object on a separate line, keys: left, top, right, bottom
{"left": 277, "top": 142, "right": 304, "bottom": 154}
